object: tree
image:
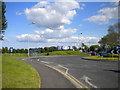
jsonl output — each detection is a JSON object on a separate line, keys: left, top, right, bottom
{"left": 2, "top": 47, "right": 5, "bottom": 53}
{"left": 49, "top": 46, "right": 58, "bottom": 52}
{"left": 44, "top": 47, "right": 49, "bottom": 52}
{"left": 24, "top": 49, "right": 28, "bottom": 53}
{"left": 16, "top": 49, "right": 21, "bottom": 53}
{"left": 99, "top": 33, "right": 118, "bottom": 46}
{"left": 81, "top": 43, "right": 88, "bottom": 52}
{"left": 108, "top": 23, "right": 120, "bottom": 34}
{"left": 99, "top": 22, "right": 120, "bottom": 47}
{"left": 90, "top": 45, "right": 101, "bottom": 51}
{"left": 13, "top": 49, "right": 16, "bottom": 53}
{"left": 73, "top": 46, "right": 77, "bottom": 51}
{"left": 2, "top": 47, "right": 8, "bottom": 53}
{"left": 40, "top": 48, "right": 45, "bottom": 53}
{"left": 0, "top": 2, "right": 7, "bottom": 40}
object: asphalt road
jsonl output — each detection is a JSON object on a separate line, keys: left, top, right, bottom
{"left": 24, "top": 55, "right": 119, "bottom": 88}
{"left": 22, "top": 58, "right": 75, "bottom": 88}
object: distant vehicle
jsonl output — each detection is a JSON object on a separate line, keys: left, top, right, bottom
{"left": 98, "top": 51, "right": 109, "bottom": 57}
{"left": 91, "top": 52, "right": 97, "bottom": 56}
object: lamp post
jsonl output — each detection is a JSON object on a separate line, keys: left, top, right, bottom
{"left": 27, "top": 35, "right": 29, "bottom": 56}
{"left": 77, "top": 33, "right": 82, "bottom": 49}
{"left": 27, "top": 22, "right": 36, "bottom": 57}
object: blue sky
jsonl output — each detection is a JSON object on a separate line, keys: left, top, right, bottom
{"left": 2, "top": 1, "right": 118, "bottom": 49}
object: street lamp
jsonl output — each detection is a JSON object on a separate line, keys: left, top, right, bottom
{"left": 77, "top": 33, "right": 82, "bottom": 48}
{"left": 27, "top": 35, "right": 29, "bottom": 56}
{"left": 27, "top": 22, "right": 36, "bottom": 56}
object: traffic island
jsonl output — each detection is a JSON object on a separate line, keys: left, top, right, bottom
{"left": 82, "top": 56, "right": 119, "bottom": 61}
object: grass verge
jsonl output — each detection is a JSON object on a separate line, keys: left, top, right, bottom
{"left": 2, "top": 53, "right": 40, "bottom": 88}
{"left": 40, "top": 51, "right": 89, "bottom": 56}
{"left": 84, "top": 56, "right": 119, "bottom": 60}
{"left": 0, "top": 54, "right": 2, "bottom": 89}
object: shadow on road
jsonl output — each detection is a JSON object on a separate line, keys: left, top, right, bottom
{"left": 104, "top": 70, "right": 120, "bottom": 73}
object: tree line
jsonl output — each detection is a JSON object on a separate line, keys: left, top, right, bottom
{"left": 1, "top": 46, "right": 81, "bottom": 53}
{"left": 2, "top": 47, "right": 28, "bottom": 53}
{"left": 0, "top": 44, "right": 112, "bottom": 54}
{"left": 1, "top": 46, "right": 59, "bottom": 53}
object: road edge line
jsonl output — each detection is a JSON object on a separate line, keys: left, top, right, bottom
{"left": 44, "top": 64, "right": 89, "bottom": 89}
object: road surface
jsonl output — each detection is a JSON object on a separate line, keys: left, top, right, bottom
{"left": 21, "top": 55, "right": 119, "bottom": 88}
{"left": 21, "top": 57, "right": 75, "bottom": 88}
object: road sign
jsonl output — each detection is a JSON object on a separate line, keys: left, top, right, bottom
{"left": 9, "top": 47, "right": 13, "bottom": 53}
{"left": 99, "top": 52, "right": 108, "bottom": 57}
{"left": 111, "top": 50, "right": 115, "bottom": 60}
{"left": 117, "top": 50, "right": 119, "bottom": 54}
{"left": 116, "top": 45, "right": 120, "bottom": 50}
{"left": 111, "top": 50, "right": 114, "bottom": 54}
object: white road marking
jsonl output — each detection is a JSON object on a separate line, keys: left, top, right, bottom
{"left": 58, "top": 64, "right": 69, "bottom": 75}
{"left": 80, "top": 75, "right": 98, "bottom": 88}
{"left": 45, "top": 64, "right": 88, "bottom": 88}
{"left": 37, "top": 59, "right": 39, "bottom": 61}
{"left": 41, "top": 61, "right": 50, "bottom": 64}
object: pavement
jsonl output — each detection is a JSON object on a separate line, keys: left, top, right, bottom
{"left": 20, "top": 55, "right": 119, "bottom": 88}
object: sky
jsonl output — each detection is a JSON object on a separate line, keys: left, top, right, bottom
{"left": 2, "top": 0, "right": 119, "bottom": 49}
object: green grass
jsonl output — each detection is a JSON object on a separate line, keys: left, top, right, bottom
{"left": 40, "top": 53, "right": 47, "bottom": 56}
{"left": 40, "top": 51, "right": 89, "bottom": 56}
{"left": 84, "top": 56, "right": 119, "bottom": 60}
{"left": 2, "top": 53, "right": 40, "bottom": 88}
{"left": 0, "top": 55, "right": 2, "bottom": 89}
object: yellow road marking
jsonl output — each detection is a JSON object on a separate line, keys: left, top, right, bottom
{"left": 68, "top": 74, "right": 88, "bottom": 88}
{"left": 44, "top": 64, "right": 90, "bottom": 89}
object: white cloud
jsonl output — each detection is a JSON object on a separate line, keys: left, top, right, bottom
{"left": 85, "top": 6, "right": 119, "bottom": 25}
{"left": 16, "top": 11, "right": 23, "bottom": 15}
{"left": 48, "top": 36, "right": 100, "bottom": 44}
{"left": 79, "top": 24, "right": 83, "bottom": 27}
{"left": 16, "top": 33, "right": 99, "bottom": 46}
{"left": 33, "top": 1, "right": 48, "bottom": 8}
{"left": 34, "top": 28, "right": 77, "bottom": 39}
{"left": 16, "top": 1, "right": 98, "bottom": 47}
{"left": 16, "top": 34, "right": 46, "bottom": 42}
{"left": 24, "top": 0, "right": 80, "bottom": 29}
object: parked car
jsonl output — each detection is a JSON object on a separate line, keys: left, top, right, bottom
{"left": 98, "top": 51, "right": 109, "bottom": 57}
{"left": 91, "top": 52, "right": 97, "bottom": 56}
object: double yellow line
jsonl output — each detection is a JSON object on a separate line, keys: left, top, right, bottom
{"left": 45, "top": 64, "right": 90, "bottom": 89}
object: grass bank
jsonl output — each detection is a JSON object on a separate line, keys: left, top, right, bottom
{"left": 40, "top": 51, "right": 89, "bottom": 56}
{"left": 84, "top": 56, "right": 119, "bottom": 60}
{"left": 0, "top": 55, "right": 2, "bottom": 89}
{"left": 2, "top": 53, "right": 40, "bottom": 88}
